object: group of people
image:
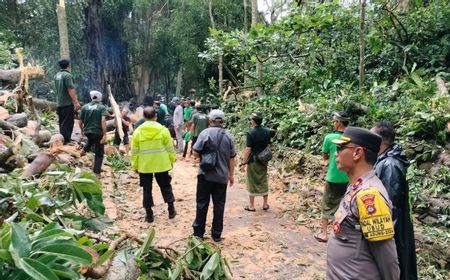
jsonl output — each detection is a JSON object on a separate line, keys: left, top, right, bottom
{"left": 55, "top": 58, "right": 417, "bottom": 279}
{"left": 318, "top": 112, "right": 417, "bottom": 280}
{"left": 54, "top": 59, "right": 272, "bottom": 244}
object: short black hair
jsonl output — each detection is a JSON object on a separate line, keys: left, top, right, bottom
{"left": 190, "top": 100, "right": 196, "bottom": 106}
{"left": 373, "top": 120, "right": 395, "bottom": 146}
{"left": 253, "top": 118, "right": 263, "bottom": 125}
{"left": 364, "top": 149, "right": 378, "bottom": 165}
{"left": 143, "top": 106, "right": 156, "bottom": 120}
{"left": 58, "top": 59, "right": 70, "bottom": 69}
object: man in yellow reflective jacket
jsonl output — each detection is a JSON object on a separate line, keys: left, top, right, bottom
{"left": 131, "top": 107, "right": 176, "bottom": 223}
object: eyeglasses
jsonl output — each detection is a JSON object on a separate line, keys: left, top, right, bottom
{"left": 336, "top": 144, "right": 365, "bottom": 153}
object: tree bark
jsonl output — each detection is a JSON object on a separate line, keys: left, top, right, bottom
{"left": 175, "top": 67, "right": 183, "bottom": 97}
{"left": 252, "top": 0, "right": 263, "bottom": 96}
{"left": 358, "top": 0, "right": 366, "bottom": 91}
{"left": 0, "top": 68, "right": 44, "bottom": 83}
{"left": 56, "top": 0, "right": 70, "bottom": 59}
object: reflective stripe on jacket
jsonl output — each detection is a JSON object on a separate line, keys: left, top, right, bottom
{"left": 131, "top": 121, "right": 175, "bottom": 173}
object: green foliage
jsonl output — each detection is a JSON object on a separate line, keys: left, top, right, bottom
{"left": 0, "top": 222, "right": 92, "bottom": 279}
{"left": 136, "top": 231, "right": 231, "bottom": 279}
{"left": 107, "top": 153, "right": 131, "bottom": 172}
{"left": 0, "top": 167, "right": 106, "bottom": 227}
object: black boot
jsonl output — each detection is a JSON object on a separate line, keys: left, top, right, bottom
{"left": 145, "top": 208, "right": 154, "bottom": 223}
{"left": 168, "top": 203, "right": 176, "bottom": 219}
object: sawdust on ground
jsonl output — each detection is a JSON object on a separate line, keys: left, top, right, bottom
{"left": 100, "top": 154, "right": 327, "bottom": 280}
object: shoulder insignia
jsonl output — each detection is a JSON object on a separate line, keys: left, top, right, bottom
{"left": 356, "top": 188, "right": 394, "bottom": 242}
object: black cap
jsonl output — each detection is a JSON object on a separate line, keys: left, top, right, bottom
{"left": 333, "top": 111, "right": 350, "bottom": 122}
{"left": 250, "top": 112, "right": 263, "bottom": 120}
{"left": 332, "top": 126, "right": 382, "bottom": 154}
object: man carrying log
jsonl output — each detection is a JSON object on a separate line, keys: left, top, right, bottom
{"left": 54, "top": 59, "right": 80, "bottom": 144}
{"left": 79, "top": 91, "right": 107, "bottom": 175}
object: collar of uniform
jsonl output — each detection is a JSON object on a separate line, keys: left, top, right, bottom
{"left": 351, "top": 170, "right": 376, "bottom": 189}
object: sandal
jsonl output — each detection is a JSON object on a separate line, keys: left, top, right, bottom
{"left": 263, "top": 205, "right": 270, "bottom": 211}
{"left": 314, "top": 234, "right": 328, "bottom": 243}
{"left": 244, "top": 206, "right": 256, "bottom": 212}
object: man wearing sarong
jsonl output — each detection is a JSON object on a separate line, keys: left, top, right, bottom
{"left": 241, "top": 112, "right": 271, "bottom": 211}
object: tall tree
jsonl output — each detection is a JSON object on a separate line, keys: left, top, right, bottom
{"left": 359, "top": 0, "right": 366, "bottom": 90}
{"left": 252, "top": 0, "right": 263, "bottom": 95}
{"left": 56, "top": 0, "right": 70, "bottom": 59}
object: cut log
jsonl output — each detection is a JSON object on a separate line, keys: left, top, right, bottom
{"left": 6, "top": 113, "right": 28, "bottom": 128}
{"left": 32, "top": 98, "right": 57, "bottom": 111}
{"left": 0, "top": 68, "right": 44, "bottom": 83}
{"left": 22, "top": 152, "right": 56, "bottom": 178}
{"left": 82, "top": 234, "right": 128, "bottom": 279}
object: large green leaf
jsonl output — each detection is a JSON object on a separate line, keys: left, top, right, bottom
{"left": 10, "top": 223, "right": 31, "bottom": 265}
{"left": 34, "top": 244, "right": 92, "bottom": 265}
{"left": 50, "top": 264, "right": 80, "bottom": 279}
{"left": 200, "top": 252, "right": 220, "bottom": 280}
{"left": 0, "top": 249, "right": 12, "bottom": 263}
{"left": 19, "top": 258, "right": 58, "bottom": 280}
{"left": 84, "top": 193, "right": 105, "bottom": 215}
{"left": 136, "top": 229, "right": 155, "bottom": 258}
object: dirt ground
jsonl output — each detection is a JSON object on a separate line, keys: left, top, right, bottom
{"left": 100, "top": 154, "right": 327, "bottom": 280}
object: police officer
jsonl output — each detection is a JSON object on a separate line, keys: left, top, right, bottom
{"left": 326, "top": 127, "right": 400, "bottom": 280}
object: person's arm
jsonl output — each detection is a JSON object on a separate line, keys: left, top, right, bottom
{"left": 241, "top": 131, "right": 253, "bottom": 166}
{"left": 131, "top": 130, "right": 139, "bottom": 171}
{"left": 68, "top": 88, "right": 80, "bottom": 111}
{"left": 163, "top": 128, "right": 176, "bottom": 163}
{"left": 100, "top": 116, "right": 107, "bottom": 144}
{"left": 228, "top": 157, "right": 235, "bottom": 186}
{"left": 368, "top": 238, "right": 400, "bottom": 279}
{"left": 242, "top": 147, "right": 251, "bottom": 165}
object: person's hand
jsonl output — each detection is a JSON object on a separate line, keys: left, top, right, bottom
{"left": 74, "top": 102, "right": 81, "bottom": 111}
{"left": 100, "top": 135, "right": 106, "bottom": 144}
{"left": 228, "top": 175, "right": 234, "bottom": 187}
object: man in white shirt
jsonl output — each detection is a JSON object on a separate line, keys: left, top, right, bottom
{"left": 172, "top": 97, "right": 184, "bottom": 153}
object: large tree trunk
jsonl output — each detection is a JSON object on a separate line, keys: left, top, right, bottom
{"left": 358, "top": 0, "right": 366, "bottom": 91}
{"left": 251, "top": 0, "right": 263, "bottom": 96}
{"left": 85, "top": 0, "right": 133, "bottom": 101}
{"left": 175, "top": 67, "right": 183, "bottom": 97}
{"left": 85, "top": 0, "right": 105, "bottom": 92}
{"left": 56, "top": 0, "right": 70, "bottom": 60}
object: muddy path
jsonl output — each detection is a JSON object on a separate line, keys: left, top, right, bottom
{"left": 100, "top": 155, "right": 327, "bottom": 279}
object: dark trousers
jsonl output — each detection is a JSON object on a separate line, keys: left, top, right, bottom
{"left": 57, "top": 105, "right": 75, "bottom": 144}
{"left": 83, "top": 133, "right": 104, "bottom": 174}
{"left": 139, "top": 171, "right": 175, "bottom": 209}
{"left": 192, "top": 175, "right": 227, "bottom": 239}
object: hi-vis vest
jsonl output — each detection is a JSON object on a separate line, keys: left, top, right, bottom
{"left": 333, "top": 175, "right": 394, "bottom": 242}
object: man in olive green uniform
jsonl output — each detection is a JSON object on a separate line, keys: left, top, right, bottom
{"left": 327, "top": 127, "right": 400, "bottom": 280}
{"left": 131, "top": 107, "right": 177, "bottom": 223}
{"left": 54, "top": 59, "right": 80, "bottom": 144}
{"left": 316, "top": 111, "right": 350, "bottom": 242}
{"left": 79, "top": 91, "right": 107, "bottom": 174}
{"left": 190, "top": 105, "right": 209, "bottom": 149}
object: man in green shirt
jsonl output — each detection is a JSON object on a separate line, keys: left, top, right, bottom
{"left": 54, "top": 59, "right": 80, "bottom": 144}
{"left": 190, "top": 105, "right": 209, "bottom": 149}
{"left": 315, "top": 111, "right": 350, "bottom": 242}
{"left": 79, "top": 91, "right": 107, "bottom": 174}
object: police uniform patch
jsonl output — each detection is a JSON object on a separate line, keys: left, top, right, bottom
{"left": 360, "top": 193, "right": 376, "bottom": 215}
{"left": 356, "top": 187, "right": 394, "bottom": 241}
